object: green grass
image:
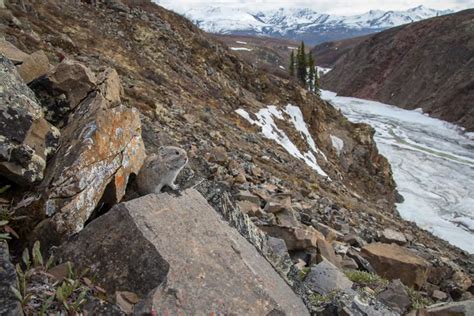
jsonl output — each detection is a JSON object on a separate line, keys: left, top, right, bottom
{"left": 309, "top": 290, "right": 341, "bottom": 306}
{"left": 344, "top": 269, "right": 389, "bottom": 293}
{"left": 406, "top": 287, "right": 433, "bottom": 310}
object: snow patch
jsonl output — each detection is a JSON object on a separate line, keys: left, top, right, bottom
{"left": 236, "top": 105, "right": 329, "bottom": 178}
{"left": 230, "top": 47, "right": 253, "bottom": 51}
{"left": 317, "top": 67, "right": 332, "bottom": 76}
{"left": 330, "top": 135, "right": 344, "bottom": 156}
{"left": 236, "top": 40, "right": 248, "bottom": 44}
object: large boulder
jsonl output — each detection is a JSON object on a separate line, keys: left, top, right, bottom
{"left": 33, "top": 64, "right": 145, "bottom": 239}
{"left": 0, "top": 242, "right": 23, "bottom": 316}
{"left": 0, "top": 54, "right": 60, "bottom": 185}
{"left": 58, "top": 189, "right": 309, "bottom": 315}
{"left": 361, "top": 243, "right": 431, "bottom": 289}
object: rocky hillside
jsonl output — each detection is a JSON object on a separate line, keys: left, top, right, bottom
{"left": 311, "top": 34, "right": 370, "bottom": 68}
{"left": 322, "top": 9, "right": 474, "bottom": 132}
{"left": 210, "top": 34, "right": 299, "bottom": 78}
{"left": 0, "top": 0, "right": 473, "bottom": 314}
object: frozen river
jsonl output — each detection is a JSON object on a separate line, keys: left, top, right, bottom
{"left": 321, "top": 90, "right": 474, "bottom": 254}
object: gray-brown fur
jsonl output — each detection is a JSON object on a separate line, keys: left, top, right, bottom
{"left": 136, "top": 146, "right": 188, "bottom": 195}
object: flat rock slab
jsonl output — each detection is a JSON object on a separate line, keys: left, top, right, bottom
{"left": 60, "top": 189, "right": 308, "bottom": 315}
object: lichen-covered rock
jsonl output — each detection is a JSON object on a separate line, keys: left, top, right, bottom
{"left": 58, "top": 190, "right": 309, "bottom": 315}
{"left": 41, "top": 93, "right": 145, "bottom": 236}
{"left": 0, "top": 54, "right": 60, "bottom": 185}
{"left": 39, "top": 65, "right": 145, "bottom": 238}
{"left": 0, "top": 241, "right": 23, "bottom": 316}
{"left": 362, "top": 243, "right": 431, "bottom": 289}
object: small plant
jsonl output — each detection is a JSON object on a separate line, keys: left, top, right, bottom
{"left": 0, "top": 203, "right": 26, "bottom": 241}
{"left": 298, "top": 267, "right": 311, "bottom": 280}
{"left": 406, "top": 287, "right": 433, "bottom": 310}
{"left": 344, "top": 269, "right": 389, "bottom": 293}
{"left": 309, "top": 290, "right": 341, "bottom": 306}
{"left": 11, "top": 241, "right": 91, "bottom": 313}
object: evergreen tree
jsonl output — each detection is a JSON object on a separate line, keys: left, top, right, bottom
{"left": 296, "top": 42, "right": 307, "bottom": 86}
{"left": 313, "top": 54, "right": 321, "bottom": 95}
{"left": 307, "top": 53, "right": 315, "bottom": 92}
{"left": 289, "top": 51, "right": 295, "bottom": 77}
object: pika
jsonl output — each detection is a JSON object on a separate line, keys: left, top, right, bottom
{"left": 136, "top": 146, "right": 188, "bottom": 195}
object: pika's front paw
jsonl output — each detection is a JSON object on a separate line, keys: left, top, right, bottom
{"left": 170, "top": 184, "right": 179, "bottom": 190}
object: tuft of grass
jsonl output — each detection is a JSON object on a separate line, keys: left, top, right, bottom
{"left": 298, "top": 267, "right": 311, "bottom": 280}
{"left": 309, "top": 290, "right": 341, "bottom": 306}
{"left": 344, "top": 269, "right": 389, "bottom": 293}
{"left": 406, "top": 287, "right": 433, "bottom": 310}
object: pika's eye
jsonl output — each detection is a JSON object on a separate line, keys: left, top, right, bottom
{"left": 175, "top": 151, "right": 179, "bottom": 155}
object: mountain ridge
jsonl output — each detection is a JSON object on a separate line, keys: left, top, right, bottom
{"left": 156, "top": 3, "right": 454, "bottom": 44}
{"left": 321, "top": 9, "right": 474, "bottom": 132}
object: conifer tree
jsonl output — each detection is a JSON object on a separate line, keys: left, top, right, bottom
{"left": 296, "top": 42, "right": 307, "bottom": 86}
{"left": 307, "top": 53, "right": 315, "bottom": 92}
{"left": 289, "top": 51, "right": 295, "bottom": 77}
{"left": 312, "top": 54, "right": 321, "bottom": 94}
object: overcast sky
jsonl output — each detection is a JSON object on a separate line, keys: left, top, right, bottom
{"left": 156, "top": 0, "right": 474, "bottom": 15}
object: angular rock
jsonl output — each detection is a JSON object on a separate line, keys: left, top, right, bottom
{"left": 48, "top": 59, "right": 97, "bottom": 109}
{"left": 361, "top": 243, "right": 431, "bottom": 289}
{"left": 41, "top": 93, "right": 145, "bottom": 237}
{"left": 313, "top": 221, "right": 344, "bottom": 240}
{"left": 56, "top": 201, "right": 169, "bottom": 297}
{"left": 0, "top": 39, "right": 29, "bottom": 64}
{"left": 346, "top": 247, "right": 376, "bottom": 273}
{"left": 381, "top": 228, "right": 407, "bottom": 245}
{"left": 237, "top": 200, "right": 264, "bottom": 217}
{"left": 264, "top": 194, "right": 292, "bottom": 213}
{"left": 37, "top": 66, "right": 145, "bottom": 238}
{"left": 0, "top": 242, "right": 23, "bottom": 316}
{"left": 17, "top": 50, "right": 50, "bottom": 83}
{"left": 304, "top": 259, "right": 353, "bottom": 295}
{"left": 0, "top": 54, "right": 60, "bottom": 185}
{"left": 424, "top": 300, "right": 474, "bottom": 316}
{"left": 377, "top": 279, "right": 411, "bottom": 314}
{"left": 96, "top": 68, "right": 123, "bottom": 106}
{"left": 261, "top": 225, "right": 323, "bottom": 251}
{"left": 235, "top": 190, "right": 261, "bottom": 204}
{"left": 266, "top": 236, "right": 293, "bottom": 277}
{"left": 59, "top": 190, "right": 309, "bottom": 315}
{"left": 317, "top": 238, "right": 341, "bottom": 268}
{"left": 431, "top": 290, "right": 448, "bottom": 301}
{"left": 344, "top": 234, "right": 366, "bottom": 248}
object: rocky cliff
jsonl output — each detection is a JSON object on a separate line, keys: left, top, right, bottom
{"left": 321, "top": 9, "right": 474, "bottom": 131}
{"left": 0, "top": 0, "right": 473, "bottom": 315}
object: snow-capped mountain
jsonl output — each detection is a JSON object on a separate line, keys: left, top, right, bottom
{"left": 156, "top": 3, "right": 454, "bottom": 44}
